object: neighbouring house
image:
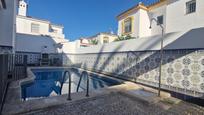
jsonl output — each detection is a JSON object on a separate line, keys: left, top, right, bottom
{"left": 117, "top": 0, "right": 204, "bottom": 38}
{"left": 15, "top": 0, "right": 69, "bottom": 54}
{"left": 79, "top": 38, "right": 90, "bottom": 47}
{"left": 74, "top": 0, "right": 204, "bottom": 98}
{"left": 16, "top": 0, "right": 65, "bottom": 39}
{"left": 0, "top": 0, "right": 16, "bottom": 54}
{"left": 88, "top": 32, "right": 118, "bottom": 45}
{"left": 78, "top": 32, "right": 118, "bottom": 47}
{"left": 15, "top": 0, "right": 72, "bottom": 66}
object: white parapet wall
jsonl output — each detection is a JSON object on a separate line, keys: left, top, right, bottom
{"left": 15, "top": 33, "right": 77, "bottom": 65}
{"left": 69, "top": 28, "right": 204, "bottom": 97}
{"left": 76, "top": 28, "right": 204, "bottom": 54}
{"left": 15, "top": 33, "right": 58, "bottom": 53}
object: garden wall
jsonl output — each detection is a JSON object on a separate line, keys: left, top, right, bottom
{"left": 69, "top": 28, "right": 204, "bottom": 97}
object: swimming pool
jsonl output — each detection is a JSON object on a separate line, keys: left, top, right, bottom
{"left": 21, "top": 68, "right": 122, "bottom": 100}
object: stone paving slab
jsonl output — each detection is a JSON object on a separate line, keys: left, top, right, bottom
{"left": 21, "top": 92, "right": 177, "bottom": 115}
{"left": 3, "top": 77, "right": 204, "bottom": 115}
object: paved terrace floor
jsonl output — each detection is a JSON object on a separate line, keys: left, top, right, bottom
{"left": 3, "top": 82, "right": 204, "bottom": 115}
{"left": 2, "top": 80, "right": 204, "bottom": 115}
{"left": 22, "top": 92, "right": 204, "bottom": 115}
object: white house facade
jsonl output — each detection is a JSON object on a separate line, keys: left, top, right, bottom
{"left": 16, "top": 16, "right": 65, "bottom": 39}
{"left": 77, "top": 33, "right": 118, "bottom": 47}
{"left": 71, "top": 0, "right": 204, "bottom": 97}
{"left": 117, "top": 0, "right": 204, "bottom": 38}
{"left": 15, "top": 0, "right": 68, "bottom": 54}
{"left": 16, "top": 0, "right": 65, "bottom": 39}
{"left": 0, "top": 0, "right": 16, "bottom": 54}
{"left": 88, "top": 33, "right": 118, "bottom": 45}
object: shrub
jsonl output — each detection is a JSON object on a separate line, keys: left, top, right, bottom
{"left": 114, "top": 35, "right": 134, "bottom": 42}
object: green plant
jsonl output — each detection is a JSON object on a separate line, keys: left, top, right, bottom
{"left": 114, "top": 35, "right": 134, "bottom": 42}
{"left": 125, "top": 34, "right": 132, "bottom": 40}
{"left": 90, "top": 39, "right": 98, "bottom": 45}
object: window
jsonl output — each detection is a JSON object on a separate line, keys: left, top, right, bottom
{"left": 0, "top": 0, "right": 6, "bottom": 9}
{"left": 31, "top": 23, "right": 40, "bottom": 33}
{"left": 53, "top": 29, "right": 58, "bottom": 33}
{"left": 186, "top": 0, "right": 196, "bottom": 14}
{"left": 50, "top": 28, "right": 58, "bottom": 33}
{"left": 42, "top": 53, "right": 49, "bottom": 59}
{"left": 157, "top": 15, "right": 163, "bottom": 25}
{"left": 124, "top": 17, "right": 132, "bottom": 34}
{"left": 103, "top": 37, "right": 109, "bottom": 44}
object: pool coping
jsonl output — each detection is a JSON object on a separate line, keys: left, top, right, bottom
{"left": 2, "top": 66, "right": 171, "bottom": 115}
{"left": 1, "top": 66, "right": 129, "bottom": 114}
{"left": 24, "top": 67, "right": 126, "bottom": 98}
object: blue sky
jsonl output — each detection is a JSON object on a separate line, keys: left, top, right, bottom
{"left": 28, "top": 0, "right": 156, "bottom": 41}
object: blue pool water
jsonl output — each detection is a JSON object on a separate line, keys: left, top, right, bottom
{"left": 21, "top": 68, "right": 122, "bottom": 100}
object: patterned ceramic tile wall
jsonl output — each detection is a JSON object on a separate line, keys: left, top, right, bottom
{"left": 73, "top": 49, "right": 204, "bottom": 97}
{"left": 15, "top": 52, "right": 72, "bottom": 66}
{"left": 15, "top": 52, "right": 41, "bottom": 65}
{"left": 0, "top": 46, "right": 12, "bottom": 54}
{"left": 63, "top": 54, "right": 74, "bottom": 66}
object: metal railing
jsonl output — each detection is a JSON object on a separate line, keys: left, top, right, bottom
{"left": 61, "top": 70, "right": 90, "bottom": 101}
{"left": 76, "top": 71, "right": 89, "bottom": 97}
{"left": 0, "top": 54, "right": 17, "bottom": 113}
{"left": 0, "top": 54, "right": 10, "bottom": 113}
{"left": 61, "top": 70, "right": 72, "bottom": 100}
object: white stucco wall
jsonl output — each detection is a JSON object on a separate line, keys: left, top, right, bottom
{"left": 16, "top": 0, "right": 65, "bottom": 39}
{"left": 75, "top": 28, "right": 204, "bottom": 54}
{"left": 16, "top": 16, "right": 50, "bottom": 35}
{"left": 89, "top": 34, "right": 117, "bottom": 45}
{"left": 117, "top": 20, "right": 123, "bottom": 36}
{"left": 62, "top": 41, "right": 77, "bottom": 54}
{"left": 18, "top": 0, "right": 27, "bottom": 16}
{"left": 51, "top": 25, "right": 63, "bottom": 34}
{"left": 138, "top": 9, "right": 151, "bottom": 38}
{"left": 166, "top": 0, "right": 204, "bottom": 33}
{"left": 117, "top": 0, "right": 204, "bottom": 38}
{"left": 15, "top": 33, "right": 74, "bottom": 54}
{"left": 0, "top": 0, "right": 16, "bottom": 48}
{"left": 15, "top": 33, "right": 58, "bottom": 53}
{"left": 100, "top": 34, "right": 117, "bottom": 44}
{"left": 49, "top": 24, "right": 65, "bottom": 38}
{"left": 149, "top": 5, "right": 167, "bottom": 36}
{"left": 118, "top": 10, "right": 140, "bottom": 38}
{"left": 16, "top": 16, "right": 65, "bottom": 39}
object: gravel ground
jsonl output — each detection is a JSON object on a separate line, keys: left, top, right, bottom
{"left": 21, "top": 92, "right": 204, "bottom": 115}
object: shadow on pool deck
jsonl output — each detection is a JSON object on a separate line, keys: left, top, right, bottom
{"left": 2, "top": 78, "right": 204, "bottom": 115}
{"left": 21, "top": 92, "right": 204, "bottom": 115}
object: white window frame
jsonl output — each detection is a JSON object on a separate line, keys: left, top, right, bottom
{"left": 124, "top": 18, "right": 132, "bottom": 34}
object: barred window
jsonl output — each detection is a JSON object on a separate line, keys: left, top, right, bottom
{"left": 31, "top": 23, "right": 40, "bottom": 33}
{"left": 186, "top": 0, "right": 196, "bottom": 14}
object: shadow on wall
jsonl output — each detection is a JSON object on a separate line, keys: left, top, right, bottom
{"left": 121, "top": 28, "right": 204, "bottom": 79}
{"left": 16, "top": 33, "right": 60, "bottom": 53}
{"left": 77, "top": 28, "right": 204, "bottom": 97}
{"left": 62, "top": 52, "right": 74, "bottom": 66}
{"left": 15, "top": 33, "right": 76, "bottom": 66}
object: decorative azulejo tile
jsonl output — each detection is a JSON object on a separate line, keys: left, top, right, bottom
{"left": 72, "top": 49, "right": 204, "bottom": 96}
